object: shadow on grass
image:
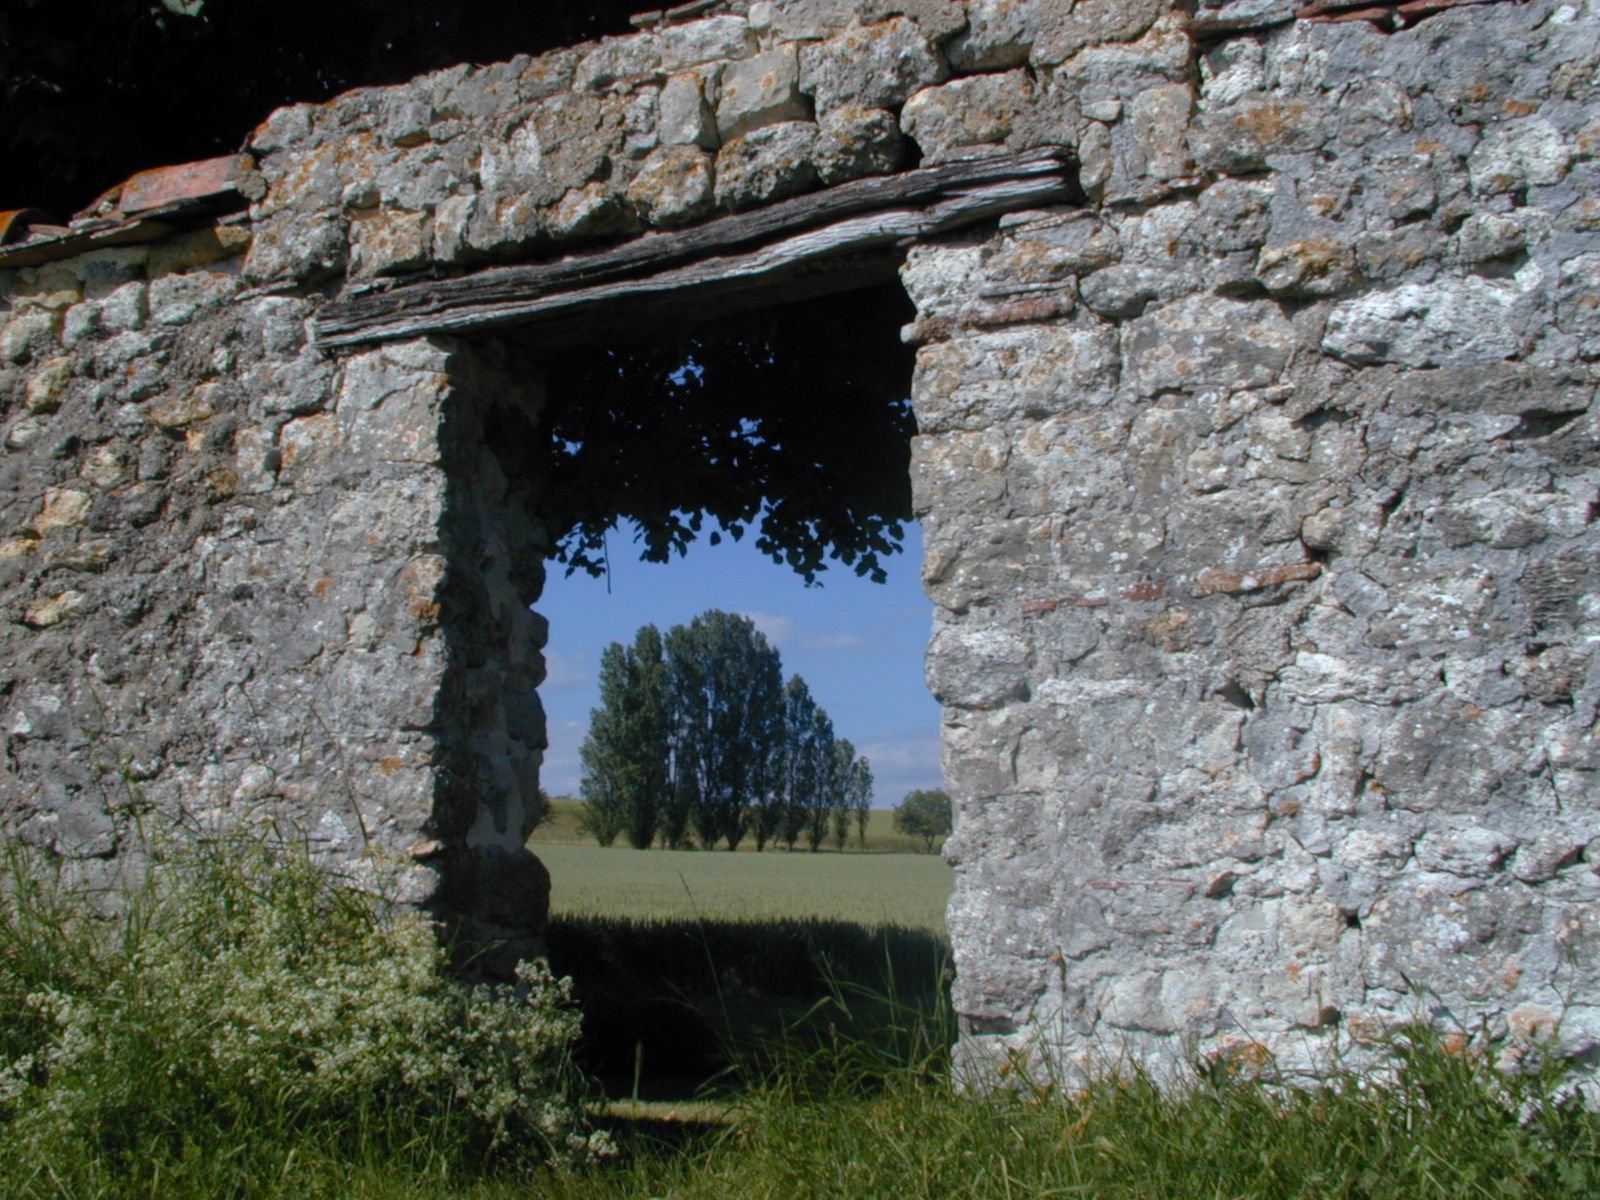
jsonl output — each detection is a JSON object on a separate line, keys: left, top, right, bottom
{"left": 544, "top": 915, "right": 950, "bottom": 1099}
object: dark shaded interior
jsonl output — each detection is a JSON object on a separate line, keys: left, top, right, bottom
{"left": 2, "top": 0, "right": 644, "bottom": 215}
{"left": 521, "top": 279, "right": 931, "bottom": 1097}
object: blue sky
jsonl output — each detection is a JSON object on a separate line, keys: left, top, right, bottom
{"left": 535, "top": 522, "right": 941, "bottom": 808}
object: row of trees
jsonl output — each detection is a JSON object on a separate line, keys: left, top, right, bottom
{"left": 579, "top": 610, "right": 874, "bottom": 851}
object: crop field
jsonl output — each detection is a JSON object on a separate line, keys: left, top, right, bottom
{"left": 535, "top": 841, "right": 953, "bottom": 932}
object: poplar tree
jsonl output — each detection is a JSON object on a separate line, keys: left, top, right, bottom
{"left": 779, "top": 677, "right": 835, "bottom": 852}
{"left": 665, "top": 611, "right": 784, "bottom": 851}
{"left": 830, "top": 739, "right": 874, "bottom": 851}
{"left": 577, "top": 625, "right": 669, "bottom": 849}
{"left": 578, "top": 609, "right": 864, "bottom": 852}
{"left": 847, "top": 748, "right": 874, "bottom": 850}
{"left": 756, "top": 676, "right": 815, "bottom": 852}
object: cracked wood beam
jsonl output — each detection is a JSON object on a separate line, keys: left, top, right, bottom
{"left": 313, "top": 147, "right": 1079, "bottom": 349}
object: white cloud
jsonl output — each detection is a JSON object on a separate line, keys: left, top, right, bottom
{"left": 857, "top": 733, "right": 943, "bottom": 805}
{"left": 539, "top": 720, "right": 586, "bottom": 796}
{"left": 739, "top": 610, "right": 796, "bottom": 647}
{"left": 541, "top": 650, "right": 591, "bottom": 690}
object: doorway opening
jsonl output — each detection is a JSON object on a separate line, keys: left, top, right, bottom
{"left": 505, "top": 279, "right": 950, "bottom": 1094}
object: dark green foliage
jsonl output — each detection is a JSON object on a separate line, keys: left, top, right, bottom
{"left": 541, "top": 285, "right": 916, "bottom": 587}
{"left": 577, "top": 790, "right": 624, "bottom": 848}
{"left": 778, "top": 675, "right": 833, "bottom": 851}
{"left": 581, "top": 611, "right": 872, "bottom": 852}
{"left": 0, "top": 837, "right": 602, "bottom": 1198}
{"left": 832, "top": 738, "right": 874, "bottom": 850}
{"left": 892, "top": 789, "right": 951, "bottom": 852}
{"left": 581, "top": 626, "right": 671, "bottom": 849}
{"left": 667, "top": 611, "right": 785, "bottom": 851}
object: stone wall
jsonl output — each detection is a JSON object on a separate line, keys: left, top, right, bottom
{"left": 0, "top": 240, "right": 553, "bottom": 960}
{"left": 2, "top": 0, "right": 1597, "bottom": 1076}
{"left": 907, "top": 0, "right": 1600, "bottom": 1080}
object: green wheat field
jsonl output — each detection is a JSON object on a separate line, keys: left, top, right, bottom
{"left": 534, "top": 840, "right": 953, "bottom": 931}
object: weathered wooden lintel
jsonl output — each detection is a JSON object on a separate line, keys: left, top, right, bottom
{"left": 313, "top": 147, "right": 1079, "bottom": 350}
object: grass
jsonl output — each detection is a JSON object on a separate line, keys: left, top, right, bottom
{"left": 213, "top": 1009, "right": 1600, "bottom": 1200}
{"left": 637, "top": 1022, "right": 1600, "bottom": 1200}
{"left": 532, "top": 798, "right": 940, "bottom": 855}
{"left": 535, "top": 840, "right": 954, "bottom": 930}
{"left": 5, "top": 834, "right": 1598, "bottom": 1199}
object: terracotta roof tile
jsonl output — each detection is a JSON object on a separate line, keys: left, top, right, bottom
{"left": 0, "top": 155, "right": 259, "bottom": 270}
{"left": 117, "top": 155, "right": 253, "bottom": 218}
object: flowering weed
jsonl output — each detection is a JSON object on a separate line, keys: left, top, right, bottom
{"left": 0, "top": 837, "right": 606, "bottom": 1198}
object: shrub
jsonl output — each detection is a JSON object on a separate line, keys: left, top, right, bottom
{"left": 0, "top": 836, "right": 609, "bottom": 1197}
{"left": 891, "top": 789, "right": 950, "bottom": 853}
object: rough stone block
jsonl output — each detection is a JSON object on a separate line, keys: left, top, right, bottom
{"left": 2, "top": 311, "right": 60, "bottom": 364}
{"left": 428, "top": 186, "right": 510, "bottom": 254}
{"left": 714, "top": 122, "right": 819, "bottom": 210}
{"left": 947, "top": 0, "right": 1058, "bottom": 71}
{"left": 350, "top": 210, "right": 429, "bottom": 276}
{"left": 1079, "top": 263, "right": 1184, "bottom": 317}
{"left": 657, "top": 15, "right": 755, "bottom": 71}
{"left": 574, "top": 35, "right": 660, "bottom": 92}
{"left": 146, "top": 224, "right": 249, "bottom": 275}
{"left": 22, "top": 589, "right": 86, "bottom": 628}
{"left": 1452, "top": 212, "right": 1528, "bottom": 264}
{"left": 1468, "top": 116, "right": 1572, "bottom": 194}
{"left": 476, "top": 119, "right": 544, "bottom": 193}
{"left": 1189, "top": 95, "right": 1328, "bottom": 174}
{"left": 1556, "top": 252, "right": 1600, "bottom": 338}
{"left": 1323, "top": 276, "right": 1536, "bottom": 367}
{"left": 1126, "top": 83, "right": 1194, "bottom": 183}
{"left": 1195, "top": 177, "right": 1274, "bottom": 251}
{"left": 717, "top": 46, "right": 808, "bottom": 142}
{"left": 659, "top": 72, "right": 720, "bottom": 148}
{"left": 901, "top": 72, "right": 1032, "bottom": 162}
{"left": 148, "top": 382, "right": 222, "bottom": 430}
{"left": 815, "top": 106, "right": 905, "bottom": 184}
{"left": 621, "top": 87, "right": 660, "bottom": 160}
{"left": 1255, "top": 238, "right": 1358, "bottom": 298}
{"left": 799, "top": 18, "right": 948, "bottom": 113}
{"left": 422, "top": 194, "right": 472, "bottom": 263}
{"left": 625, "top": 144, "right": 716, "bottom": 227}
{"left": 23, "top": 356, "right": 73, "bottom": 414}
{"left": 1125, "top": 294, "right": 1295, "bottom": 396}
{"left": 547, "top": 183, "right": 636, "bottom": 240}
{"left": 1034, "top": 0, "right": 1168, "bottom": 66}
{"left": 1056, "top": 15, "right": 1191, "bottom": 100}
{"left": 31, "top": 488, "right": 91, "bottom": 534}
{"left": 243, "top": 214, "right": 347, "bottom": 284}
{"left": 911, "top": 326, "right": 1120, "bottom": 434}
